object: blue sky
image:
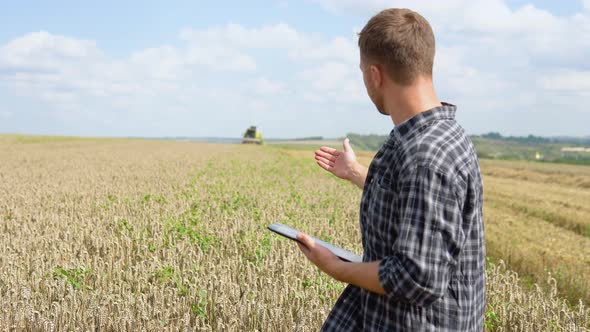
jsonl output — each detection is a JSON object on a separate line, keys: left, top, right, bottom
{"left": 1, "top": 0, "right": 589, "bottom": 138}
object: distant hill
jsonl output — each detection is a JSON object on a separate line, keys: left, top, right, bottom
{"left": 480, "top": 132, "right": 590, "bottom": 145}
{"left": 346, "top": 133, "right": 388, "bottom": 151}
{"left": 346, "top": 132, "right": 590, "bottom": 165}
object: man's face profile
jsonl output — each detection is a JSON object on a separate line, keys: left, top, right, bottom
{"left": 360, "top": 57, "right": 387, "bottom": 116}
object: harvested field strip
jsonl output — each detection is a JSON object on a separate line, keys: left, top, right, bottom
{"left": 481, "top": 159, "right": 590, "bottom": 189}
{"left": 484, "top": 201, "right": 590, "bottom": 304}
{"left": 485, "top": 176, "right": 590, "bottom": 237}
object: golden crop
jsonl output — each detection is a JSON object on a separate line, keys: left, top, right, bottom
{"left": 0, "top": 136, "right": 588, "bottom": 331}
{"left": 482, "top": 159, "right": 590, "bottom": 306}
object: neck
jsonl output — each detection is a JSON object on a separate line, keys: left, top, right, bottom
{"left": 384, "top": 77, "right": 441, "bottom": 126}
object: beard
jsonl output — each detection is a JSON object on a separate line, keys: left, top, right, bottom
{"left": 367, "top": 86, "right": 387, "bottom": 115}
{"left": 375, "top": 98, "right": 387, "bottom": 115}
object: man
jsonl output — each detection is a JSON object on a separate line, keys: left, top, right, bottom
{"left": 295, "top": 8, "right": 486, "bottom": 331}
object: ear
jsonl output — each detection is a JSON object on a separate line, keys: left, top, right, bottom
{"left": 369, "top": 65, "right": 383, "bottom": 88}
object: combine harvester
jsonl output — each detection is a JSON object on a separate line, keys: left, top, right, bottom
{"left": 242, "top": 126, "right": 264, "bottom": 145}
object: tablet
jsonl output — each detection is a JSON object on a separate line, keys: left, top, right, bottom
{"left": 267, "top": 222, "right": 362, "bottom": 263}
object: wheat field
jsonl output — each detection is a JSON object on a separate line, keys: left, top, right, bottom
{"left": 0, "top": 136, "right": 588, "bottom": 331}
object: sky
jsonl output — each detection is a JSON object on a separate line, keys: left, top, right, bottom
{"left": 0, "top": 0, "right": 589, "bottom": 138}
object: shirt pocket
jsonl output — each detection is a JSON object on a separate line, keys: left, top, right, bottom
{"left": 365, "top": 174, "right": 398, "bottom": 255}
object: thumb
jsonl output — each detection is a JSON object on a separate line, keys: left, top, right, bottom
{"left": 296, "top": 233, "right": 315, "bottom": 248}
{"left": 343, "top": 138, "right": 354, "bottom": 153}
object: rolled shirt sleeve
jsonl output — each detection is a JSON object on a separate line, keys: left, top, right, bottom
{"left": 378, "top": 165, "right": 466, "bottom": 307}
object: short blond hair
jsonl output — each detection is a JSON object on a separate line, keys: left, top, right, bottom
{"left": 358, "top": 8, "right": 435, "bottom": 85}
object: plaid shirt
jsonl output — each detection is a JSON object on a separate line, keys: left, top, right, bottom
{"left": 322, "top": 103, "right": 485, "bottom": 331}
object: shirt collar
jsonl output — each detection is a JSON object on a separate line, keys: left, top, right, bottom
{"left": 388, "top": 102, "right": 456, "bottom": 142}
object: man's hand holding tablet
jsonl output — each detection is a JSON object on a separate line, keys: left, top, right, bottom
{"left": 267, "top": 223, "right": 362, "bottom": 263}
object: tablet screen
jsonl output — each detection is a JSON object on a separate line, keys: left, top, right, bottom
{"left": 268, "top": 222, "right": 362, "bottom": 263}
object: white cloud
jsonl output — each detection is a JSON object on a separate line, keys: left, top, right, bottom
{"left": 0, "top": 24, "right": 364, "bottom": 111}
{"left": 252, "top": 77, "right": 285, "bottom": 95}
{"left": 0, "top": 24, "right": 368, "bottom": 137}
{"left": 584, "top": 0, "right": 590, "bottom": 11}
{"left": 179, "top": 23, "right": 358, "bottom": 64}
{"left": 540, "top": 70, "right": 590, "bottom": 93}
{"left": 131, "top": 44, "right": 257, "bottom": 75}
{"left": 289, "top": 36, "right": 358, "bottom": 63}
{"left": 2, "top": 2, "right": 589, "bottom": 137}
{"left": 316, "top": 0, "right": 590, "bottom": 129}
{"left": 297, "top": 61, "right": 365, "bottom": 103}
{"left": 317, "top": 0, "right": 590, "bottom": 59}
{"left": 179, "top": 23, "right": 303, "bottom": 50}
{"left": 0, "top": 31, "right": 101, "bottom": 72}
{"left": 300, "top": 62, "right": 350, "bottom": 91}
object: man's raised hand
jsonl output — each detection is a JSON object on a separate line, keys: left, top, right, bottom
{"left": 314, "top": 138, "right": 368, "bottom": 189}
{"left": 314, "top": 138, "right": 357, "bottom": 180}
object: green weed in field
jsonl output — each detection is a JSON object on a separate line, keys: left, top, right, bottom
{"left": 151, "top": 265, "right": 190, "bottom": 297}
{"left": 191, "top": 290, "right": 209, "bottom": 319}
{"left": 52, "top": 266, "right": 93, "bottom": 290}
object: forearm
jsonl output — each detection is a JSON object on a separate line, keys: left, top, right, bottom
{"left": 348, "top": 162, "right": 368, "bottom": 189}
{"left": 331, "top": 260, "right": 385, "bottom": 295}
